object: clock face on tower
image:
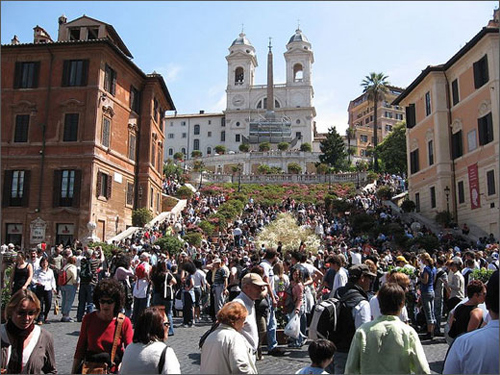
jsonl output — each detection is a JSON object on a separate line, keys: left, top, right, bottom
{"left": 232, "top": 95, "right": 245, "bottom": 107}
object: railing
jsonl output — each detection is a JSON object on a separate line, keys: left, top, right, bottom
{"left": 198, "top": 172, "right": 367, "bottom": 185}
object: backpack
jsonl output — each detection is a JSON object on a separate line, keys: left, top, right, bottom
{"left": 58, "top": 268, "right": 68, "bottom": 286}
{"left": 80, "top": 260, "right": 93, "bottom": 282}
{"left": 308, "top": 287, "right": 365, "bottom": 352}
{"left": 277, "top": 283, "right": 294, "bottom": 314}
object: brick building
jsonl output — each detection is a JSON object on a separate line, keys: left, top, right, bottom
{"left": 1, "top": 15, "right": 175, "bottom": 247}
{"left": 393, "top": 9, "right": 499, "bottom": 238}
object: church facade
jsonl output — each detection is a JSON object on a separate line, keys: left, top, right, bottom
{"left": 164, "top": 28, "right": 317, "bottom": 160}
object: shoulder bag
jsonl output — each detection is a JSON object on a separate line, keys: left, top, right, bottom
{"left": 81, "top": 313, "right": 125, "bottom": 374}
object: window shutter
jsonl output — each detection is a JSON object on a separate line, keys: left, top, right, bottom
{"left": 21, "top": 170, "right": 30, "bottom": 207}
{"left": 72, "top": 170, "right": 82, "bottom": 207}
{"left": 106, "top": 175, "right": 112, "bottom": 199}
{"left": 62, "top": 60, "right": 70, "bottom": 87}
{"left": 405, "top": 104, "right": 416, "bottom": 128}
{"left": 82, "top": 60, "right": 89, "bottom": 86}
{"left": 111, "top": 70, "right": 117, "bottom": 96}
{"left": 14, "top": 62, "right": 22, "bottom": 89}
{"left": 481, "top": 55, "right": 489, "bottom": 85}
{"left": 53, "top": 170, "right": 62, "bottom": 207}
{"left": 33, "top": 62, "right": 41, "bottom": 88}
{"left": 2, "top": 170, "right": 13, "bottom": 207}
{"left": 96, "top": 172, "right": 102, "bottom": 197}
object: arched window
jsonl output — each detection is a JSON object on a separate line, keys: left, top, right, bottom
{"left": 193, "top": 139, "right": 200, "bottom": 150}
{"left": 168, "top": 148, "right": 173, "bottom": 156}
{"left": 181, "top": 147, "right": 186, "bottom": 155}
{"left": 235, "top": 67, "right": 244, "bottom": 85}
{"left": 293, "top": 63, "right": 303, "bottom": 82}
{"left": 256, "top": 98, "right": 281, "bottom": 109}
{"left": 207, "top": 147, "right": 212, "bottom": 155}
{"left": 194, "top": 124, "right": 200, "bottom": 135}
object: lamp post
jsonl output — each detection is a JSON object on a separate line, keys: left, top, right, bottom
{"left": 238, "top": 163, "right": 242, "bottom": 192}
{"left": 444, "top": 186, "right": 450, "bottom": 218}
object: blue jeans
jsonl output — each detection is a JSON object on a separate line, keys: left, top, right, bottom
{"left": 60, "top": 284, "right": 77, "bottom": 316}
{"left": 267, "top": 305, "right": 277, "bottom": 351}
{"left": 77, "top": 283, "right": 94, "bottom": 321}
{"left": 421, "top": 291, "right": 436, "bottom": 325}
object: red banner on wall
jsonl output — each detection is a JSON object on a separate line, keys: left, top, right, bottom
{"left": 468, "top": 163, "right": 481, "bottom": 210}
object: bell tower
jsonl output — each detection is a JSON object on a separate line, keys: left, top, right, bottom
{"left": 284, "top": 28, "right": 314, "bottom": 86}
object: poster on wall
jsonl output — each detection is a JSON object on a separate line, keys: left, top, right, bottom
{"left": 30, "top": 217, "right": 47, "bottom": 244}
{"left": 468, "top": 163, "right": 481, "bottom": 210}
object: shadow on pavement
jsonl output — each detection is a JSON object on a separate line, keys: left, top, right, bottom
{"left": 188, "top": 352, "right": 201, "bottom": 365}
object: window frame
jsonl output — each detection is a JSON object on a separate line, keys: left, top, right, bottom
{"left": 457, "top": 181, "right": 465, "bottom": 204}
{"left": 473, "top": 54, "right": 489, "bottom": 89}
{"left": 478, "top": 112, "right": 493, "bottom": 146}
{"left": 104, "top": 64, "right": 117, "bottom": 95}
{"left": 430, "top": 186, "right": 436, "bottom": 209}
{"left": 486, "top": 170, "right": 496, "bottom": 196}
{"left": 14, "top": 114, "right": 30, "bottom": 143}
{"left": 63, "top": 113, "right": 79, "bottom": 142}
{"left": 62, "top": 59, "right": 89, "bottom": 87}
{"left": 101, "top": 116, "right": 111, "bottom": 148}
{"left": 451, "top": 79, "right": 459, "bottom": 106}
{"left": 428, "top": 140, "right": 434, "bottom": 166}
{"left": 14, "top": 61, "right": 40, "bottom": 89}
{"left": 425, "top": 91, "right": 431, "bottom": 116}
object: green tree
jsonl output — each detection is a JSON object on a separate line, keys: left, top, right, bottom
{"left": 361, "top": 72, "right": 390, "bottom": 172}
{"left": 300, "top": 143, "right": 312, "bottom": 152}
{"left": 163, "top": 160, "right": 183, "bottom": 180}
{"left": 277, "top": 142, "right": 289, "bottom": 151}
{"left": 259, "top": 142, "right": 271, "bottom": 152}
{"left": 176, "top": 186, "right": 194, "bottom": 200}
{"left": 173, "top": 152, "right": 184, "bottom": 161}
{"left": 214, "top": 145, "right": 226, "bottom": 154}
{"left": 319, "top": 126, "right": 347, "bottom": 171}
{"left": 316, "top": 163, "right": 329, "bottom": 175}
{"left": 376, "top": 122, "right": 407, "bottom": 174}
{"left": 191, "top": 150, "right": 202, "bottom": 158}
{"left": 132, "top": 208, "right": 153, "bottom": 227}
{"left": 154, "top": 236, "right": 184, "bottom": 256}
{"left": 287, "top": 162, "right": 302, "bottom": 174}
{"left": 239, "top": 143, "right": 250, "bottom": 152}
{"left": 257, "top": 164, "right": 271, "bottom": 174}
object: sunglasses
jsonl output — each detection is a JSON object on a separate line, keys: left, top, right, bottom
{"left": 16, "top": 310, "right": 37, "bottom": 316}
{"left": 99, "top": 298, "right": 115, "bottom": 305}
{"left": 163, "top": 321, "right": 170, "bottom": 327}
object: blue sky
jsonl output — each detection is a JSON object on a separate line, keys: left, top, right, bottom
{"left": 2, "top": 1, "right": 497, "bottom": 134}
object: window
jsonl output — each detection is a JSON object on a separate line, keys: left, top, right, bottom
{"left": 53, "top": 170, "right": 81, "bottom": 207}
{"left": 235, "top": 134, "right": 240, "bottom": 142}
{"left": 182, "top": 133, "right": 186, "bottom": 138}
{"left": 208, "top": 120, "right": 212, "bottom": 125}
{"left": 296, "top": 132, "right": 302, "bottom": 139}
{"left": 430, "top": 186, "right": 436, "bottom": 208}
{"left": 153, "top": 99, "right": 159, "bottom": 123}
{"left": 221, "top": 131, "right": 226, "bottom": 142}
{"left": 130, "top": 86, "right": 140, "bottom": 113}
{"left": 428, "top": 140, "right": 434, "bottom": 166}
{"left": 96, "top": 171, "right": 111, "bottom": 199}
{"left": 168, "top": 133, "right": 174, "bottom": 139}
{"left": 194, "top": 124, "right": 200, "bottom": 135}
{"left": 156, "top": 192, "right": 160, "bottom": 212}
{"left": 235, "top": 67, "right": 244, "bottom": 85}
{"left": 63, "top": 113, "right": 79, "bottom": 142}
{"left": 473, "top": 54, "right": 489, "bottom": 89}
{"left": 102, "top": 117, "right": 111, "bottom": 147}
{"left": 410, "top": 149, "right": 419, "bottom": 174}
{"left": 126, "top": 182, "right": 134, "bottom": 206}
{"left": 62, "top": 60, "right": 89, "bottom": 87}
{"left": 104, "top": 64, "right": 117, "bottom": 95}
{"left": 87, "top": 28, "right": 99, "bottom": 40}
{"left": 451, "top": 131, "right": 463, "bottom": 159}
{"left": 170, "top": 122, "right": 174, "bottom": 127}
{"left": 168, "top": 148, "right": 173, "bottom": 156}
{"left": 293, "top": 63, "right": 303, "bottom": 82}
{"left": 181, "top": 147, "right": 186, "bottom": 155}
{"left": 150, "top": 187, "right": 154, "bottom": 208}
{"left": 425, "top": 91, "right": 431, "bottom": 116}
{"left": 478, "top": 113, "right": 493, "bottom": 146}
{"left": 193, "top": 139, "right": 200, "bottom": 150}
{"left": 221, "top": 117, "right": 226, "bottom": 127}
{"left": 207, "top": 131, "right": 212, "bottom": 137}
{"left": 14, "top": 115, "right": 30, "bottom": 142}
{"left": 457, "top": 181, "right": 465, "bottom": 204}
{"left": 385, "top": 125, "right": 392, "bottom": 132}
{"left": 157, "top": 148, "right": 162, "bottom": 171}
{"left": 2, "top": 170, "right": 30, "bottom": 207}
{"left": 360, "top": 135, "right": 368, "bottom": 143}
{"left": 451, "top": 79, "right": 459, "bottom": 106}
{"left": 207, "top": 147, "right": 212, "bottom": 155}
{"left": 151, "top": 143, "right": 156, "bottom": 167}
{"left": 181, "top": 121, "right": 186, "bottom": 126}
{"left": 14, "top": 61, "right": 40, "bottom": 89}
{"left": 415, "top": 193, "right": 420, "bottom": 212}
{"left": 487, "top": 170, "right": 496, "bottom": 196}
{"left": 69, "top": 28, "right": 80, "bottom": 40}
{"left": 406, "top": 104, "right": 416, "bottom": 128}
{"left": 365, "top": 118, "right": 369, "bottom": 124}
{"left": 128, "top": 133, "right": 136, "bottom": 161}
{"left": 59, "top": 170, "right": 75, "bottom": 207}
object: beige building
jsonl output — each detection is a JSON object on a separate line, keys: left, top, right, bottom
{"left": 347, "top": 86, "right": 405, "bottom": 164}
{"left": 393, "top": 9, "right": 499, "bottom": 238}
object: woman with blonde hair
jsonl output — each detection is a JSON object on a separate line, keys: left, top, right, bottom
{"left": 370, "top": 271, "right": 410, "bottom": 323}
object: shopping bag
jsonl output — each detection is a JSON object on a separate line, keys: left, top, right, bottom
{"left": 54, "top": 298, "right": 60, "bottom": 316}
{"left": 284, "top": 313, "right": 300, "bottom": 339}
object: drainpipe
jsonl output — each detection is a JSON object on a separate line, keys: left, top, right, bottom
{"left": 36, "top": 46, "right": 54, "bottom": 213}
{"left": 443, "top": 71, "right": 458, "bottom": 223}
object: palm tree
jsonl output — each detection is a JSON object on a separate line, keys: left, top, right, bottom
{"left": 361, "top": 72, "right": 389, "bottom": 171}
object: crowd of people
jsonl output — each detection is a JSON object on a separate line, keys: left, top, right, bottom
{"left": 1, "top": 176, "right": 499, "bottom": 374}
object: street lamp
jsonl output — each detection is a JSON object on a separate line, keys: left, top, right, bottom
{"left": 444, "top": 186, "right": 450, "bottom": 217}
{"left": 238, "top": 163, "right": 242, "bottom": 192}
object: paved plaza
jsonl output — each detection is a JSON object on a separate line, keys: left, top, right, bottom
{"left": 43, "top": 295, "right": 450, "bottom": 374}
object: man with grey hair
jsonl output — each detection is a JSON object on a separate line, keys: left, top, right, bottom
{"left": 446, "top": 257, "right": 465, "bottom": 312}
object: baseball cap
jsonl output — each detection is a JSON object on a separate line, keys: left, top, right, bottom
{"left": 213, "top": 257, "right": 221, "bottom": 264}
{"left": 349, "top": 264, "right": 377, "bottom": 279}
{"left": 180, "top": 251, "right": 188, "bottom": 257}
{"left": 396, "top": 256, "right": 408, "bottom": 264}
{"left": 241, "top": 273, "right": 267, "bottom": 287}
{"left": 492, "top": 252, "right": 499, "bottom": 260}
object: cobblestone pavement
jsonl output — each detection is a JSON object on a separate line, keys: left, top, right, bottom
{"left": 44, "top": 296, "right": 449, "bottom": 374}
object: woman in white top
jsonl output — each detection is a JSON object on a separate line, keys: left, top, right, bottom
{"left": 370, "top": 271, "right": 410, "bottom": 323}
{"left": 120, "top": 306, "right": 180, "bottom": 374}
{"left": 32, "top": 257, "right": 56, "bottom": 324}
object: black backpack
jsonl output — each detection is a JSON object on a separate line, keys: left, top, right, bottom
{"left": 80, "top": 260, "right": 93, "bottom": 282}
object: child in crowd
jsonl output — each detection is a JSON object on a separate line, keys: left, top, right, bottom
{"left": 296, "top": 339, "right": 336, "bottom": 374}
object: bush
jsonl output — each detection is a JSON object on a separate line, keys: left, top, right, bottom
{"left": 471, "top": 268, "right": 495, "bottom": 283}
{"left": 198, "top": 220, "right": 215, "bottom": 236}
{"left": 287, "top": 162, "right": 302, "bottom": 174}
{"left": 407, "top": 234, "right": 441, "bottom": 252}
{"left": 88, "top": 241, "right": 120, "bottom": 260}
{"left": 300, "top": 143, "right": 312, "bottom": 152}
{"left": 162, "top": 196, "right": 179, "bottom": 211}
{"left": 214, "top": 145, "right": 226, "bottom": 154}
{"left": 239, "top": 143, "right": 250, "bottom": 152}
{"left": 257, "top": 164, "right": 271, "bottom": 175}
{"left": 191, "top": 150, "right": 202, "bottom": 158}
{"left": 316, "top": 163, "right": 329, "bottom": 175}
{"left": 207, "top": 213, "right": 228, "bottom": 231}
{"left": 259, "top": 142, "right": 271, "bottom": 152}
{"left": 401, "top": 200, "right": 416, "bottom": 213}
{"left": 154, "top": 236, "right": 184, "bottom": 256}
{"left": 182, "top": 232, "right": 202, "bottom": 247}
{"left": 350, "top": 213, "right": 376, "bottom": 234}
{"left": 367, "top": 171, "right": 378, "bottom": 182}
{"left": 277, "top": 142, "right": 289, "bottom": 151}
{"left": 132, "top": 208, "right": 153, "bottom": 227}
{"left": 376, "top": 186, "right": 393, "bottom": 200}
{"left": 173, "top": 152, "right": 184, "bottom": 161}
{"left": 176, "top": 186, "right": 194, "bottom": 200}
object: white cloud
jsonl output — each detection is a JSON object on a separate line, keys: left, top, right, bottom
{"left": 156, "top": 63, "right": 182, "bottom": 84}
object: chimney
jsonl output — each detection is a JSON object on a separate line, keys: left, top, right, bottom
{"left": 58, "top": 14, "right": 67, "bottom": 41}
{"left": 11, "top": 35, "right": 20, "bottom": 45}
{"left": 265, "top": 37, "right": 275, "bottom": 120}
{"left": 199, "top": 110, "right": 205, "bottom": 114}
{"left": 488, "top": 8, "right": 499, "bottom": 27}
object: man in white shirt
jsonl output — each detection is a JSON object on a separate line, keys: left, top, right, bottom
{"left": 328, "top": 254, "right": 348, "bottom": 297}
{"left": 132, "top": 252, "right": 151, "bottom": 326}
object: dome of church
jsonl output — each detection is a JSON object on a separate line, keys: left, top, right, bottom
{"left": 231, "top": 32, "right": 253, "bottom": 47}
{"left": 288, "top": 28, "right": 309, "bottom": 44}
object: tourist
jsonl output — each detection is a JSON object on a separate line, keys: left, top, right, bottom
{"left": 32, "top": 257, "right": 56, "bottom": 325}
{"left": 345, "top": 283, "right": 430, "bottom": 374}
{"left": 200, "top": 301, "right": 257, "bottom": 374}
{"left": 72, "top": 279, "right": 133, "bottom": 374}
{"left": 60, "top": 255, "right": 78, "bottom": 322}
{"left": 150, "top": 260, "right": 176, "bottom": 336}
{"left": 119, "top": 306, "right": 181, "bottom": 374}
{"left": 192, "top": 259, "right": 208, "bottom": 322}
{"left": 288, "top": 267, "right": 306, "bottom": 348}
{"left": 1, "top": 289, "right": 57, "bottom": 373}
{"left": 370, "top": 271, "right": 410, "bottom": 323}
{"left": 418, "top": 252, "right": 437, "bottom": 340}
{"left": 181, "top": 260, "right": 196, "bottom": 327}
{"left": 132, "top": 252, "right": 151, "bottom": 326}
{"left": 113, "top": 254, "right": 135, "bottom": 318}
{"left": 76, "top": 249, "right": 100, "bottom": 322}
{"left": 295, "top": 339, "right": 336, "bottom": 375}
{"left": 259, "top": 249, "right": 280, "bottom": 356}
{"left": 210, "top": 257, "right": 229, "bottom": 317}
{"left": 327, "top": 254, "right": 348, "bottom": 297}
{"left": 446, "top": 258, "right": 465, "bottom": 312}
{"left": 9, "top": 251, "right": 33, "bottom": 296}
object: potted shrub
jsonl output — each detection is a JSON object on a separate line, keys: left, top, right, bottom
{"left": 132, "top": 207, "right": 153, "bottom": 227}
{"left": 300, "top": 143, "right": 312, "bottom": 152}
{"left": 191, "top": 150, "right": 202, "bottom": 158}
{"left": 277, "top": 142, "right": 289, "bottom": 151}
{"left": 239, "top": 143, "right": 250, "bottom": 153}
{"left": 176, "top": 186, "right": 194, "bottom": 200}
{"left": 401, "top": 199, "right": 416, "bottom": 213}
{"left": 259, "top": 142, "right": 271, "bottom": 152}
{"left": 214, "top": 145, "right": 226, "bottom": 155}
{"left": 154, "top": 236, "right": 184, "bottom": 257}
{"left": 287, "top": 162, "right": 302, "bottom": 174}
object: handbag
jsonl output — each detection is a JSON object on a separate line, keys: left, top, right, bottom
{"left": 284, "top": 313, "right": 301, "bottom": 339}
{"left": 81, "top": 313, "right": 125, "bottom": 374}
{"left": 54, "top": 299, "right": 60, "bottom": 316}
